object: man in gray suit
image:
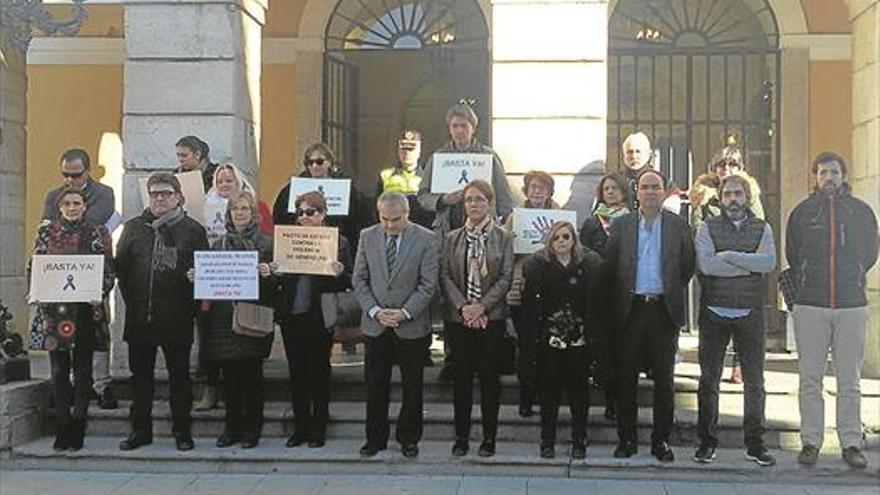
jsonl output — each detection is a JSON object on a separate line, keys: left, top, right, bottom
{"left": 353, "top": 192, "right": 440, "bottom": 458}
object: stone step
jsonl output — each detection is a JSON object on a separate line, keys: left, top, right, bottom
{"left": 8, "top": 436, "right": 880, "bottom": 481}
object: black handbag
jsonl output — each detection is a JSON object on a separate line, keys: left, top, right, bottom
{"left": 320, "top": 291, "right": 363, "bottom": 342}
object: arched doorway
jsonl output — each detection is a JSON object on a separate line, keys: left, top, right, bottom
{"left": 608, "top": 0, "right": 782, "bottom": 337}
{"left": 323, "top": 0, "right": 490, "bottom": 194}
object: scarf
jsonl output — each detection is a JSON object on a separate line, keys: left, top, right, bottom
{"left": 223, "top": 220, "right": 262, "bottom": 252}
{"left": 593, "top": 203, "right": 630, "bottom": 233}
{"left": 147, "top": 207, "right": 186, "bottom": 273}
{"left": 464, "top": 215, "right": 492, "bottom": 303}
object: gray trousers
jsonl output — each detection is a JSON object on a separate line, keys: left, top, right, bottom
{"left": 93, "top": 350, "right": 111, "bottom": 393}
{"left": 793, "top": 304, "right": 868, "bottom": 449}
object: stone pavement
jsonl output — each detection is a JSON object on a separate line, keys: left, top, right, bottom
{"left": 1, "top": 471, "right": 878, "bottom": 495}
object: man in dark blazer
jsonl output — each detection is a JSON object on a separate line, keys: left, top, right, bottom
{"left": 605, "top": 169, "right": 695, "bottom": 462}
{"left": 352, "top": 192, "right": 439, "bottom": 458}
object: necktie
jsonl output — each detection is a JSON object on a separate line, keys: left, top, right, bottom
{"left": 386, "top": 234, "right": 398, "bottom": 270}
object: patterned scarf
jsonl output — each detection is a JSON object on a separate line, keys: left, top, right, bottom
{"left": 223, "top": 220, "right": 262, "bottom": 252}
{"left": 464, "top": 215, "right": 492, "bottom": 302}
{"left": 593, "top": 203, "right": 630, "bottom": 233}
{"left": 147, "top": 207, "right": 186, "bottom": 273}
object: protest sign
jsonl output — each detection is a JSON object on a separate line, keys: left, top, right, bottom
{"left": 286, "top": 178, "right": 352, "bottom": 216}
{"left": 138, "top": 170, "right": 207, "bottom": 226}
{"left": 430, "top": 153, "right": 493, "bottom": 193}
{"left": 194, "top": 251, "right": 259, "bottom": 300}
{"left": 29, "top": 255, "right": 105, "bottom": 303}
{"left": 274, "top": 226, "right": 339, "bottom": 276}
{"left": 511, "top": 208, "right": 578, "bottom": 254}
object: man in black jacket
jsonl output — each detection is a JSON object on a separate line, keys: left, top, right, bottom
{"left": 605, "top": 169, "right": 695, "bottom": 462}
{"left": 116, "top": 172, "right": 209, "bottom": 452}
{"left": 787, "top": 151, "right": 878, "bottom": 469}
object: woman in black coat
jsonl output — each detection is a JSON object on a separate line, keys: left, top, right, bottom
{"left": 579, "top": 173, "right": 630, "bottom": 421}
{"left": 275, "top": 190, "right": 352, "bottom": 449}
{"left": 188, "top": 191, "right": 275, "bottom": 449}
{"left": 522, "top": 221, "right": 603, "bottom": 459}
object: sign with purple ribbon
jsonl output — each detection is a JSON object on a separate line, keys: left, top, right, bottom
{"left": 28, "top": 255, "right": 104, "bottom": 303}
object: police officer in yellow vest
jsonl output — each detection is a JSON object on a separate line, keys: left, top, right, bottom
{"left": 377, "top": 130, "right": 433, "bottom": 228}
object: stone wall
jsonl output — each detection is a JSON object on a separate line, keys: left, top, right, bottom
{"left": 0, "top": 380, "right": 51, "bottom": 450}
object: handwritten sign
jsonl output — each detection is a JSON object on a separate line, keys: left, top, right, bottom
{"left": 194, "top": 251, "right": 259, "bottom": 300}
{"left": 138, "top": 170, "right": 207, "bottom": 226}
{"left": 286, "top": 178, "right": 352, "bottom": 216}
{"left": 273, "top": 225, "right": 339, "bottom": 276}
{"left": 430, "top": 153, "right": 493, "bottom": 193}
{"left": 29, "top": 255, "right": 105, "bottom": 303}
{"left": 511, "top": 208, "right": 578, "bottom": 254}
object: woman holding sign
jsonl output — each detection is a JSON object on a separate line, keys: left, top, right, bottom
{"left": 504, "top": 171, "right": 559, "bottom": 418}
{"left": 275, "top": 191, "right": 352, "bottom": 449}
{"left": 28, "top": 187, "right": 115, "bottom": 451}
{"left": 189, "top": 191, "right": 274, "bottom": 449}
{"left": 521, "top": 221, "right": 603, "bottom": 459}
{"left": 272, "top": 142, "right": 372, "bottom": 251}
{"left": 440, "top": 180, "right": 514, "bottom": 458}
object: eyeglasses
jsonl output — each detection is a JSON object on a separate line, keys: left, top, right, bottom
{"left": 148, "top": 190, "right": 176, "bottom": 199}
{"left": 296, "top": 207, "right": 322, "bottom": 217}
{"left": 307, "top": 158, "right": 327, "bottom": 166}
{"left": 62, "top": 170, "right": 85, "bottom": 179}
{"left": 552, "top": 232, "right": 572, "bottom": 241}
{"left": 464, "top": 196, "right": 488, "bottom": 204}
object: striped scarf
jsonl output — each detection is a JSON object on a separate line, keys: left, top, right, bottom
{"left": 464, "top": 215, "right": 492, "bottom": 302}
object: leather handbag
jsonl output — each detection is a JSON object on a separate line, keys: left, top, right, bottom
{"left": 320, "top": 291, "right": 363, "bottom": 342}
{"left": 232, "top": 302, "right": 275, "bottom": 338}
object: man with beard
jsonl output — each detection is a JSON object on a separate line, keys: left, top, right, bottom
{"left": 692, "top": 174, "right": 776, "bottom": 466}
{"left": 787, "top": 152, "right": 878, "bottom": 469}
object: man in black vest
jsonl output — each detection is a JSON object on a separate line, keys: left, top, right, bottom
{"left": 605, "top": 169, "right": 695, "bottom": 462}
{"left": 693, "top": 175, "right": 777, "bottom": 466}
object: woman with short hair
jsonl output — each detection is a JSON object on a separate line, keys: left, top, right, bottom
{"left": 440, "top": 180, "right": 514, "bottom": 458}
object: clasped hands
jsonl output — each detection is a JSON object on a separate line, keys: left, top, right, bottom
{"left": 461, "top": 303, "right": 488, "bottom": 330}
{"left": 376, "top": 308, "right": 407, "bottom": 328}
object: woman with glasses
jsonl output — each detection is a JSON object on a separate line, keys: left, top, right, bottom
{"left": 440, "top": 180, "right": 514, "bottom": 458}
{"left": 503, "top": 171, "right": 560, "bottom": 418}
{"left": 579, "top": 173, "right": 630, "bottom": 422}
{"left": 29, "top": 188, "right": 115, "bottom": 451}
{"left": 522, "top": 221, "right": 602, "bottom": 459}
{"left": 272, "top": 142, "right": 372, "bottom": 251}
{"left": 275, "top": 191, "right": 351, "bottom": 449}
{"left": 187, "top": 191, "right": 274, "bottom": 449}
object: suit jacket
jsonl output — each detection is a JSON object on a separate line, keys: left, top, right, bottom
{"left": 605, "top": 209, "right": 695, "bottom": 329}
{"left": 353, "top": 223, "right": 439, "bottom": 339}
{"left": 440, "top": 224, "right": 514, "bottom": 322}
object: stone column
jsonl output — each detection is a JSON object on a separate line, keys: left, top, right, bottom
{"left": 490, "top": 0, "right": 608, "bottom": 220}
{"left": 848, "top": 0, "right": 880, "bottom": 376}
{"left": 117, "top": 0, "right": 267, "bottom": 375}
{"left": 121, "top": 0, "right": 267, "bottom": 215}
{"left": 0, "top": 40, "right": 29, "bottom": 332}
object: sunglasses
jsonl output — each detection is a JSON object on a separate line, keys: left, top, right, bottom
{"left": 148, "top": 190, "right": 176, "bottom": 199}
{"left": 552, "top": 232, "right": 572, "bottom": 241}
{"left": 62, "top": 170, "right": 86, "bottom": 179}
{"left": 306, "top": 158, "right": 327, "bottom": 166}
{"left": 296, "top": 207, "right": 322, "bottom": 217}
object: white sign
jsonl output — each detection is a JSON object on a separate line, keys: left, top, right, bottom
{"left": 138, "top": 171, "right": 207, "bottom": 226}
{"left": 287, "top": 178, "right": 352, "bottom": 216}
{"left": 29, "top": 255, "right": 105, "bottom": 303}
{"left": 194, "top": 251, "right": 260, "bottom": 300}
{"left": 511, "top": 208, "right": 579, "bottom": 254}
{"left": 203, "top": 196, "right": 229, "bottom": 241}
{"left": 430, "top": 153, "right": 493, "bottom": 193}
{"left": 273, "top": 225, "right": 339, "bottom": 276}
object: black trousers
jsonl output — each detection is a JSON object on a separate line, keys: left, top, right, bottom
{"left": 590, "top": 320, "right": 616, "bottom": 409}
{"left": 220, "top": 357, "right": 265, "bottom": 438}
{"left": 449, "top": 320, "right": 503, "bottom": 440}
{"left": 364, "top": 331, "right": 429, "bottom": 446}
{"left": 615, "top": 299, "right": 677, "bottom": 445}
{"left": 539, "top": 346, "right": 590, "bottom": 445}
{"left": 128, "top": 341, "right": 193, "bottom": 436}
{"left": 196, "top": 310, "right": 221, "bottom": 387}
{"left": 510, "top": 306, "right": 537, "bottom": 408}
{"left": 697, "top": 308, "right": 766, "bottom": 449}
{"left": 280, "top": 310, "right": 332, "bottom": 440}
{"left": 50, "top": 346, "right": 93, "bottom": 422}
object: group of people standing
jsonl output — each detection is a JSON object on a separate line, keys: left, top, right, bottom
{"left": 29, "top": 102, "right": 876, "bottom": 471}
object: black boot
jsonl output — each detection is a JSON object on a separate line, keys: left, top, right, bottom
{"left": 53, "top": 420, "right": 68, "bottom": 451}
{"left": 67, "top": 417, "right": 86, "bottom": 451}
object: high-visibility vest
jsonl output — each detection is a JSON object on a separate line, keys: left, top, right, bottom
{"left": 379, "top": 166, "right": 421, "bottom": 194}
